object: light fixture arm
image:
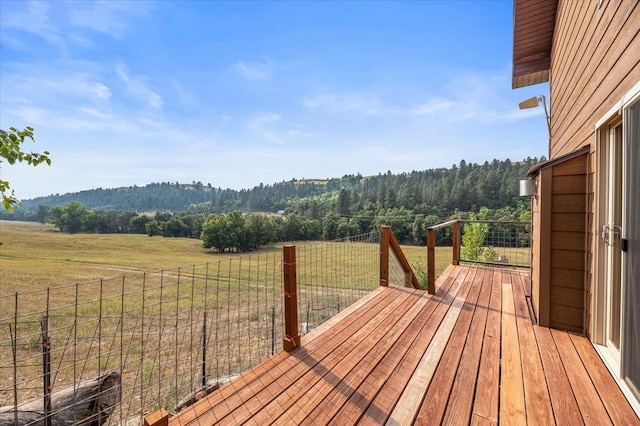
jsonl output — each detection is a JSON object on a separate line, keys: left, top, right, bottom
{"left": 539, "top": 95, "right": 551, "bottom": 140}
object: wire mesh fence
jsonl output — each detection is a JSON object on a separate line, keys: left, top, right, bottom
{"left": 458, "top": 220, "right": 531, "bottom": 268}
{"left": 0, "top": 230, "right": 388, "bottom": 425}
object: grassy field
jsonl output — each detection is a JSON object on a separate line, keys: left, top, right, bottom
{"left": 0, "top": 220, "right": 452, "bottom": 295}
{"left": 0, "top": 220, "right": 459, "bottom": 418}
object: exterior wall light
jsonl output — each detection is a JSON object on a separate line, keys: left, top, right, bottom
{"left": 519, "top": 178, "right": 537, "bottom": 197}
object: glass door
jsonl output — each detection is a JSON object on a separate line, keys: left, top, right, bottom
{"left": 601, "top": 122, "right": 624, "bottom": 366}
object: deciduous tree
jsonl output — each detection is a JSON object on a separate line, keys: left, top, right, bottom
{"left": 0, "top": 127, "right": 51, "bottom": 211}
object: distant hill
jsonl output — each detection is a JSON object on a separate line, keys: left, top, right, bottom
{"left": 8, "top": 156, "right": 545, "bottom": 218}
{"left": 20, "top": 182, "right": 219, "bottom": 213}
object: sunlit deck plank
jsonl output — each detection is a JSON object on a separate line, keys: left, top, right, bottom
{"left": 440, "top": 267, "right": 493, "bottom": 425}
{"left": 511, "top": 271, "right": 555, "bottom": 425}
{"left": 471, "top": 268, "right": 502, "bottom": 424}
{"left": 569, "top": 334, "right": 640, "bottom": 425}
{"left": 331, "top": 263, "right": 461, "bottom": 424}
{"left": 243, "top": 288, "right": 419, "bottom": 424}
{"left": 296, "top": 290, "right": 432, "bottom": 425}
{"left": 499, "top": 278, "right": 526, "bottom": 424}
{"left": 270, "top": 290, "right": 426, "bottom": 424}
{"left": 357, "top": 265, "right": 469, "bottom": 425}
{"left": 414, "top": 268, "right": 487, "bottom": 424}
{"left": 386, "top": 267, "right": 476, "bottom": 424}
{"left": 551, "top": 329, "right": 612, "bottom": 424}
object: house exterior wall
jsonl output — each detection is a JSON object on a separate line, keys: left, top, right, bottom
{"left": 548, "top": 154, "right": 588, "bottom": 332}
{"left": 530, "top": 152, "right": 588, "bottom": 333}
{"left": 547, "top": 0, "right": 640, "bottom": 336}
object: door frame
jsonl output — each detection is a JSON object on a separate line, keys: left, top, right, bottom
{"left": 594, "top": 117, "right": 623, "bottom": 369}
{"left": 593, "top": 81, "right": 640, "bottom": 415}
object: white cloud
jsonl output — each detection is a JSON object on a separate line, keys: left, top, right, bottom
{"left": 116, "top": 64, "right": 164, "bottom": 109}
{"left": 0, "top": 1, "right": 149, "bottom": 52}
{"left": 1, "top": 1, "right": 66, "bottom": 50}
{"left": 303, "top": 93, "right": 389, "bottom": 115}
{"left": 409, "top": 98, "right": 456, "bottom": 115}
{"left": 231, "top": 60, "right": 272, "bottom": 81}
{"left": 249, "top": 112, "right": 284, "bottom": 144}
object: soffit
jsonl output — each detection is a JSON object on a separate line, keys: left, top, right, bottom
{"left": 512, "top": 0, "right": 558, "bottom": 89}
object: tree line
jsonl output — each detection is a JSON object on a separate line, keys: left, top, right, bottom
{"left": 2, "top": 157, "right": 540, "bottom": 250}
{"left": 34, "top": 198, "right": 531, "bottom": 253}
{"left": 6, "top": 157, "right": 543, "bottom": 217}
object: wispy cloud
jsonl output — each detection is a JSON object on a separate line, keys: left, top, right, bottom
{"left": 409, "top": 98, "right": 456, "bottom": 115}
{"left": 231, "top": 60, "right": 272, "bottom": 81}
{"left": 68, "top": 1, "right": 150, "bottom": 39}
{"left": 249, "top": 112, "right": 284, "bottom": 144}
{"left": 303, "top": 69, "right": 543, "bottom": 124}
{"left": 303, "top": 93, "right": 389, "bottom": 115}
{"left": 116, "top": 64, "right": 164, "bottom": 109}
{"left": 0, "top": 1, "right": 149, "bottom": 52}
{"left": 0, "top": 1, "right": 66, "bottom": 50}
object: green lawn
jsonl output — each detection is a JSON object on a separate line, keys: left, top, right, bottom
{"left": 0, "top": 220, "right": 453, "bottom": 295}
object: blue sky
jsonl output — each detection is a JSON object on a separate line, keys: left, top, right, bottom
{"left": 0, "top": 0, "right": 548, "bottom": 200}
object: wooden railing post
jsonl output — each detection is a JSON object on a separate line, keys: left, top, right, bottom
{"left": 452, "top": 221, "right": 460, "bottom": 266}
{"left": 427, "top": 228, "right": 435, "bottom": 295}
{"left": 380, "top": 226, "right": 390, "bottom": 287}
{"left": 282, "top": 245, "right": 300, "bottom": 352}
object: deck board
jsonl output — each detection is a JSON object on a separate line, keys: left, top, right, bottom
{"left": 333, "top": 264, "right": 462, "bottom": 424}
{"left": 512, "top": 271, "right": 555, "bottom": 425}
{"left": 551, "top": 328, "right": 613, "bottom": 425}
{"left": 414, "top": 268, "right": 487, "bottom": 424}
{"left": 168, "top": 265, "right": 639, "bottom": 426}
{"left": 386, "top": 267, "right": 475, "bottom": 425}
{"left": 471, "top": 269, "right": 502, "bottom": 424}
{"left": 441, "top": 268, "right": 493, "bottom": 425}
{"left": 500, "top": 278, "right": 527, "bottom": 424}
{"left": 359, "top": 265, "right": 469, "bottom": 425}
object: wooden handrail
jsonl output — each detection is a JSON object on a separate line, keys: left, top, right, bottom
{"left": 380, "top": 226, "right": 421, "bottom": 290}
{"left": 427, "top": 220, "right": 460, "bottom": 294}
{"left": 426, "top": 219, "right": 458, "bottom": 231}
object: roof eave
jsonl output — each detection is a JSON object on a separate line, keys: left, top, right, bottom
{"left": 512, "top": 0, "right": 559, "bottom": 89}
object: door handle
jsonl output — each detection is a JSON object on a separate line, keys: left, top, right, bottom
{"left": 602, "top": 224, "right": 622, "bottom": 246}
{"left": 602, "top": 224, "right": 610, "bottom": 245}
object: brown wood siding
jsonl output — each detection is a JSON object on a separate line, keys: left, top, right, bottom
{"left": 551, "top": 0, "right": 640, "bottom": 157}
{"left": 549, "top": 156, "right": 588, "bottom": 331}
{"left": 530, "top": 152, "right": 588, "bottom": 331}
{"left": 548, "top": 0, "right": 639, "bottom": 335}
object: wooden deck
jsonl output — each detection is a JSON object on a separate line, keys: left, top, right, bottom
{"left": 169, "top": 265, "right": 639, "bottom": 425}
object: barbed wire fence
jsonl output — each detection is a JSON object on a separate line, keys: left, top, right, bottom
{"left": 0, "top": 230, "right": 393, "bottom": 425}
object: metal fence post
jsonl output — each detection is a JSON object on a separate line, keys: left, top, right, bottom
{"left": 41, "top": 312, "right": 52, "bottom": 426}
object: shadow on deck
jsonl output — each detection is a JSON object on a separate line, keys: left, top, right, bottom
{"left": 168, "top": 265, "right": 639, "bottom": 425}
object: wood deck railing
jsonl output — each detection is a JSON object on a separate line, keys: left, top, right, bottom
{"left": 379, "top": 226, "right": 421, "bottom": 291}
{"left": 427, "top": 219, "right": 531, "bottom": 293}
{"left": 279, "top": 226, "right": 422, "bottom": 354}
